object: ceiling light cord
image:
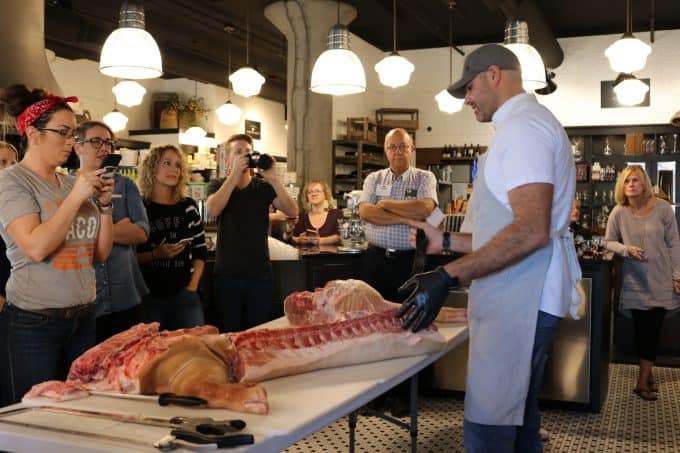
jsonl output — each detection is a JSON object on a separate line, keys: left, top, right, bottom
{"left": 246, "top": 8, "right": 250, "bottom": 66}
{"left": 392, "top": 0, "right": 397, "bottom": 53}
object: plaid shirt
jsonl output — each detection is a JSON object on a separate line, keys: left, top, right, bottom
{"left": 359, "top": 166, "right": 437, "bottom": 250}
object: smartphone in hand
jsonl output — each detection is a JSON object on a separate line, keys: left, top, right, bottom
{"left": 100, "top": 154, "right": 122, "bottom": 180}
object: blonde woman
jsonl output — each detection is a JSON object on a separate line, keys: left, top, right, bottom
{"left": 137, "top": 145, "right": 207, "bottom": 330}
{"left": 605, "top": 165, "right": 680, "bottom": 401}
{"left": 291, "top": 180, "right": 342, "bottom": 245}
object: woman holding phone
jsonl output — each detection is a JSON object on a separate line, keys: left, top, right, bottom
{"left": 0, "top": 84, "right": 113, "bottom": 405}
{"left": 290, "top": 180, "right": 342, "bottom": 245}
{"left": 136, "top": 145, "right": 207, "bottom": 330}
{"left": 74, "top": 121, "right": 150, "bottom": 342}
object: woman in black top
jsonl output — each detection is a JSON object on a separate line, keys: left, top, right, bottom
{"left": 290, "top": 180, "right": 342, "bottom": 245}
{"left": 137, "top": 145, "right": 207, "bottom": 330}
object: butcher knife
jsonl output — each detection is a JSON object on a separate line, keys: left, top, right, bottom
{"left": 89, "top": 391, "right": 207, "bottom": 407}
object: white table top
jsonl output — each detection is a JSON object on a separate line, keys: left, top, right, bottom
{"left": 0, "top": 320, "right": 468, "bottom": 452}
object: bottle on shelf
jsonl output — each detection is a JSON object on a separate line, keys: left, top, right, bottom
{"left": 591, "top": 162, "right": 601, "bottom": 181}
{"left": 672, "top": 134, "right": 679, "bottom": 154}
{"left": 603, "top": 137, "right": 612, "bottom": 156}
{"left": 571, "top": 137, "right": 583, "bottom": 161}
{"left": 658, "top": 135, "right": 668, "bottom": 155}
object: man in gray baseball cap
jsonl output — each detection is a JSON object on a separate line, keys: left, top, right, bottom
{"left": 397, "top": 41, "right": 575, "bottom": 452}
{"left": 447, "top": 43, "right": 521, "bottom": 99}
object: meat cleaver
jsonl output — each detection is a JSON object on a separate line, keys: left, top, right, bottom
{"left": 88, "top": 391, "right": 207, "bottom": 407}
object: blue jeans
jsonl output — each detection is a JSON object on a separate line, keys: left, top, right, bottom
{"left": 214, "top": 275, "right": 273, "bottom": 332}
{"left": 464, "top": 310, "right": 562, "bottom": 453}
{"left": 0, "top": 303, "right": 96, "bottom": 406}
{"left": 143, "top": 289, "right": 205, "bottom": 331}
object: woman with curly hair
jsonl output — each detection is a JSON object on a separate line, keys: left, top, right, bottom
{"left": 0, "top": 84, "right": 113, "bottom": 405}
{"left": 136, "top": 145, "right": 207, "bottom": 330}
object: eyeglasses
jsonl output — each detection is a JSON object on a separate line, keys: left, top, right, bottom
{"left": 38, "top": 127, "right": 77, "bottom": 140}
{"left": 79, "top": 137, "right": 117, "bottom": 150}
{"left": 0, "top": 159, "right": 17, "bottom": 166}
{"left": 386, "top": 143, "right": 410, "bottom": 152}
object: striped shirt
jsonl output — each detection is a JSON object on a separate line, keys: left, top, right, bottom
{"left": 359, "top": 166, "right": 437, "bottom": 250}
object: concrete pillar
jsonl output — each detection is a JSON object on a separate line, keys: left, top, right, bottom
{"left": 265, "top": 0, "right": 357, "bottom": 187}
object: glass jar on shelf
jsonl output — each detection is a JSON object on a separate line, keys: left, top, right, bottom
{"left": 603, "top": 137, "right": 612, "bottom": 156}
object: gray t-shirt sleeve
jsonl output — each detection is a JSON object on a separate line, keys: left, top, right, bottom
{"left": 0, "top": 172, "right": 39, "bottom": 229}
{"left": 604, "top": 205, "right": 627, "bottom": 256}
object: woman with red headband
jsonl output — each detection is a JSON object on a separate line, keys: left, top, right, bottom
{"left": 0, "top": 84, "right": 114, "bottom": 405}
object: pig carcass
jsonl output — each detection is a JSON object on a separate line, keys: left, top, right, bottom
{"left": 25, "top": 279, "right": 467, "bottom": 414}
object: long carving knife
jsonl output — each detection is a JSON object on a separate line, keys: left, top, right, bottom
{"left": 88, "top": 391, "right": 207, "bottom": 407}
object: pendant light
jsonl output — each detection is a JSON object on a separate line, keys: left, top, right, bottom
{"left": 435, "top": 1, "right": 464, "bottom": 113}
{"left": 103, "top": 96, "right": 128, "bottom": 133}
{"left": 310, "top": 1, "right": 366, "bottom": 95}
{"left": 503, "top": 18, "right": 546, "bottom": 91}
{"left": 179, "top": 81, "right": 208, "bottom": 146}
{"left": 216, "top": 26, "right": 243, "bottom": 126}
{"left": 605, "top": 0, "right": 651, "bottom": 74}
{"left": 99, "top": 1, "right": 163, "bottom": 79}
{"left": 112, "top": 80, "right": 146, "bottom": 107}
{"left": 613, "top": 73, "right": 649, "bottom": 106}
{"left": 375, "top": 0, "right": 414, "bottom": 88}
{"left": 229, "top": 8, "right": 265, "bottom": 98}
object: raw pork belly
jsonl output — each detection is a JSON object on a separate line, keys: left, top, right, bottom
{"left": 229, "top": 308, "right": 446, "bottom": 383}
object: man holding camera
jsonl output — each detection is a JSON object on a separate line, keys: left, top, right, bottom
{"left": 206, "top": 134, "right": 298, "bottom": 332}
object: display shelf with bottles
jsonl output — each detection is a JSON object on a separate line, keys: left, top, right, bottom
{"left": 567, "top": 124, "right": 680, "bottom": 232}
{"left": 332, "top": 139, "right": 386, "bottom": 204}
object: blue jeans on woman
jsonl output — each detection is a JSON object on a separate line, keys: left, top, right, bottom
{"left": 143, "top": 289, "right": 205, "bottom": 331}
{"left": 0, "top": 302, "right": 96, "bottom": 406}
{"left": 464, "top": 310, "right": 562, "bottom": 453}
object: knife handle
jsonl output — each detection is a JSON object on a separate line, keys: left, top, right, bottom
{"left": 158, "top": 393, "right": 207, "bottom": 407}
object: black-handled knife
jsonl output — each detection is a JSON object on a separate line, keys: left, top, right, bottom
{"left": 158, "top": 393, "right": 207, "bottom": 407}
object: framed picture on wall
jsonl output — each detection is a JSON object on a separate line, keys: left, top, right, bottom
{"left": 576, "top": 163, "right": 589, "bottom": 182}
{"left": 245, "top": 119, "right": 261, "bottom": 140}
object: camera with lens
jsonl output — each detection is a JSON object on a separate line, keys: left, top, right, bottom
{"left": 247, "top": 151, "right": 274, "bottom": 171}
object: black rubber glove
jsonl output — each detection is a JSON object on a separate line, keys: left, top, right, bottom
{"left": 396, "top": 266, "right": 459, "bottom": 333}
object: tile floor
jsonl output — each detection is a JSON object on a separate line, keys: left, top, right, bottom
{"left": 284, "top": 363, "right": 680, "bottom": 452}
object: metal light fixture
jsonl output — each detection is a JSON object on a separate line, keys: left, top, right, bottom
{"left": 375, "top": 0, "right": 414, "bottom": 88}
{"left": 310, "top": 1, "right": 366, "bottom": 95}
{"left": 112, "top": 80, "right": 146, "bottom": 107}
{"left": 503, "top": 18, "right": 546, "bottom": 91}
{"left": 216, "top": 26, "right": 243, "bottom": 126}
{"left": 613, "top": 73, "right": 649, "bottom": 106}
{"left": 229, "top": 9, "right": 265, "bottom": 98}
{"left": 99, "top": 1, "right": 163, "bottom": 79}
{"left": 605, "top": 0, "right": 651, "bottom": 74}
{"left": 435, "top": 1, "right": 464, "bottom": 113}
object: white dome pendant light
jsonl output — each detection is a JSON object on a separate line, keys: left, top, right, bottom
{"left": 375, "top": 0, "right": 414, "bottom": 88}
{"left": 503, "top": 18, "right": 546, "bottom": 92}
{"left": 605, "top": 0, "right": 651, "bottom": 74}
{"left": 216, "top": 26, "right": 243, "bottom": 126}
{"left": 310, "top": 1, "right": 366, "bottom": 95}
{"left": 435, "top": 1, "right": 464, "bottom": 113}
{"left": 613, "top": 72, "right": 649, "bottom": 106}
{"left": 112, "top": 80, "right": 146, "bottom": 107}
{"left": 99, "top": 1, "right": 163, "bottom": 79}
{"left": 229, "top": 8, "right": 265, "bottom": 98}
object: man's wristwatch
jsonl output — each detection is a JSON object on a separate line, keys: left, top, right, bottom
{"left": 93, "top": 198, "right": 113, "bottom": 215}
{"left": 442, "top": 231, "right": 453, "bottom": 255}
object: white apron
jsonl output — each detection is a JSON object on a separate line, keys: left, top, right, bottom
{"left": 464, "top": 153, "right": 553, "bottom": 426}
